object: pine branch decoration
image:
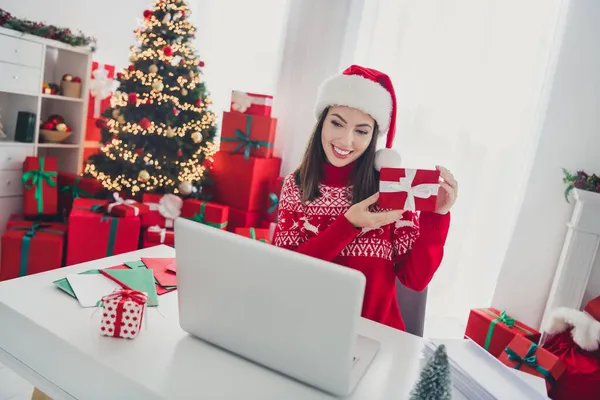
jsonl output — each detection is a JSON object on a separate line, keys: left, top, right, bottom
{"left": 409, "top": 344, "right": 452, "bottom": 400}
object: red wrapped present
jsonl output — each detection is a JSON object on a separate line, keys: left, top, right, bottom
{"left": 0, "top": 221, "right": 66, "bottom": 281}
{"left": 228, "top": 208, "right": 263, "bottom": 232}
{"left": 211, "top": 152, "right": 282, "bottom": 212}
{"left": 142, "top": 226, "right": 175, "bottom": 248}
{"left": 234, "top": 227, "right": 270, "bottom": 243}
{"left": 265, "top": 176, "right": 284, "bottom": 223}
{"left": 106, "top": 193, "right": 150, "bottom": 217}
{"left": 6, "top": 214, "right": 28, "bottom": 229}
{"left": 99, "top": 289, "right": 147, "bottom": 339}
{"left": 220, "top": 112, "right": 277, "bottom": 159}
{"left": 141, "top": 193, "right": 183, "bottom": 228}
{"left": 22, "top": 156, "right": 58, "bottom": 217}
{"left": 58, "top": 172, "right": 105, "bottom": 214}
{"left": 66, "top": 198, "right": 140, "bottom": 265}
{"left": 87, "top": 62, "right": 116, "bottom": 142}
{"left": 465, "top": 308, "right": 541, "bottom": 357}
{"left": 499, "top": 335, "right": 565, "bottom": 392}
{"left": 260, "top": 220, "right": 277, "bottom": 242}
{"left": 379, "top": 168, "right": 440, "bottom": 211}
{"left": 230, "top": 90, "right": 273, "bottom": 117}
{"left": 181, "top": 199, "right": 229, "bottom": 230}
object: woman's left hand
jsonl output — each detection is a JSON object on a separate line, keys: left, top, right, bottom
{"left": 434, "top": 165, "right": 458, "bottom": 215}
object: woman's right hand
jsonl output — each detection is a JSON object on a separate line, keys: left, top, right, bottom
{"left": 344, "top": 193, "right": 402, "bottom": 229}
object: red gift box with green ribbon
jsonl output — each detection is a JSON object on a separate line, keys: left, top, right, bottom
{"left": 465, "top": 308, "right": 541, "bottom": 357}
{"left": 181, "top": 199, "right": 229, "bottom": 230}
{"left": 234, "top": 227, "right": 270, "bottom": 243}
{"left": 0, "top": 221, "right": 66, "bottom": 281}
{"left": 58, "top": 172, "right": 105, "bottom": 215}
{"left": 220, "top": 111, "right": 277, "bottom": 159}
{"left": 66, "top": 198, "right": 140, "bottom": 266}
{"left": 499, "top": 335, "right": 566, "bottom": 392}
{"left": 22, "top": 156, "right": 58, "bottom": 217}
{"left": 265, "top": 176, "right": 284, "bottom": 223}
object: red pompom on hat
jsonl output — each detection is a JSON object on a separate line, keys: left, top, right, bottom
{"left": 314, "top": 65, "right": 401, "bottom": 171}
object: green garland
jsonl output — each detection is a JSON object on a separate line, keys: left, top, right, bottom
{"left": 0, "top": 9, "right": 96, "bottom": 50}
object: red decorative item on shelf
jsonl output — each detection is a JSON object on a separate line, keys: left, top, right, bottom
{"left": 265, "top": 176, "right": 284, "bottom": 223}
{"left": 230, "top": 90, "right": 273, "bottom": 117}
{"left": 379, "top": 168, "right": 440, "bottom": 211}
{"left": 141, "top": 193, "right": 182, "bottom": 228}
{"left": 227, "top": 208, "right": 262, "bottom": 232}
{"left": 211, "top": 152, "right": 282, "bottom": 212}
{"left": 499, "top": 335, "right": 565, "bottom": 392}
{"left": 87, "top": 62, "right": 116, "bottom": 142}
{"left": 66, "top": 199, "right": 140, "bottom": 266}
{"left": 142, "top": 225, "right": 175, "bottom": 248}
{"left": 181, "top": 199, "right": 229, "bottom": 230}
{"left": 22, "top": 156, "right": 58, "bottom": 217}
{"left": 234, "top": 227, "right": 270, "bottom": 243}
{"left": 105, "top": 193, "right": 150, "bottom": 217}
{"left": 57, "top": 172, "right": 104, "bottom": 215}
{"left": 220, "top": 112, "right": 277, "bottom": 159}
{"left": 464, "top": 308, "right": 541, "bottom": 358}
{"left": 100, "top": 289, "right": 147, "bottom": 339}
{"left": 0, "top": 221, "right": 66, "bottom": 282}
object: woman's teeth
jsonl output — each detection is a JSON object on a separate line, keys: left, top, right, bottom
{"left": 333, "top": 145, "right": 351, "bottom": 156}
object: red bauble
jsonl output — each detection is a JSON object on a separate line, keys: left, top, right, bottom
{"left": 145, "top": 98, "right": 153, "bottom": 105}
{"left": 128, "top": 65, "right": 135, "bottom": 72}
{"left": 143, "top": 10, "right": 153, "bottom": 20}
{"left": 139, "top": 118, "right": 151, "bottom": 129}
{"left": 173, "top": 108, "right": 180, "bottom": 116}
{"left": 136, "top": 148, "right": 145, "bottom": 155}
{"left": 177, "top": 149, "right": 183, "bottom": 157}
{"left": 195, "top": 98, "right": 203, "bottom": 107}
{"left": 117, "top": 72, "right": 124, "bottom": 79}
{"left": 128, "top": 93, "right": 138, "bottom": 104}
{"left": 95, "top": 119, "right": 107, "bottom": 129}
{"left": 162, "top": 46, "right": 173, "bottom": 57}
{"left": 199, "top": 61, "right": 205, "bottom": 67}
{"left": 72, "top": 76, "right": 82, "bottom": 83}
{"left": 42, "top": 122, "right": 55, "bottom": 130}
{"left": 49, "top": 115, "right": 64, "bottom": 124}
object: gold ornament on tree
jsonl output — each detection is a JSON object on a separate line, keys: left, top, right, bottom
{"left": 152, "top": 80, "right": 164, "bottom": 92}
{"left": 166, "top": 126, "right": 176, "bottom": 138}
{"left": 117, "top": 115, "right": 126, "bottom": 124}
{"left": 138, "top": 170, "right": 150, "bottom": 182}
{"left": 181, "top": 88, "right": 188, "bottom": 96}
{"left": 112, "top": 109, "right": 120, "bottom": 119}
{"left": 178, "top": 181, "right": 193, "bottom": 195}
{"left": 191, "top": 131, "right": 203, "bottom": 143}
{"left": 148, "top": 64, "right": 158, "bottom": 74}
{"left": 129, "top": 54, "right": 137, "bottom": 63}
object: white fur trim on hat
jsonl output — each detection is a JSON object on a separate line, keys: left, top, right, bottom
{"left": 314, "top": 74, "right": 392, "bottom": 134}
{"left": 543, "top": 307, "right": 600, "bottom": 351}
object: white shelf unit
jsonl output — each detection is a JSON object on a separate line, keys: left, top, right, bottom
{"left": 0, "top": 26, "right": 93, "bottom": 259}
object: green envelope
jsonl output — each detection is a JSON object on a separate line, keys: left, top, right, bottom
{"left": 124, "top": 261, "right": 146, "bottom": 269}
{"left": 101, "top": 267, "right": 159, "bottom": 307}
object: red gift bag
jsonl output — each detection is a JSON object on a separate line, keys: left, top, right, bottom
{"left": 379, "top": 168, "right": 440, "bottom": 211}
{"left": 22, "top": 156, "right": 58, "bottom": 217}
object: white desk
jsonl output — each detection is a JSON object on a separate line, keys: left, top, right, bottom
{"left": 0, "top": 245, "right": 425, "bottom": 400}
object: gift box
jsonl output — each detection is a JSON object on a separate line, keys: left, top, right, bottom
{"left": 99, "top": 289, "right": 147, "bottom": 339}
{"left": 234, "top": 227, "right": 270, "bottom": 243}
{"left": 230, "top": 90, "right": 273, "bottom": 117}
{"left": 464, "top": 308, "right": 541, "bottom": 357}
{"left": 58, "top": 172, "right": 105, "bottom": 215}
{"left": 379, "top": 168, "right": 440, "bottom": 211}
{"left": 142, "top": 226, "right": 175, "bottom": 248}
{"left": 228, "top": 208, "right": 263, "bottom": 232}
{"left": 265, "top": 176, "right": 284, "bottom": 223}
{"left": 260, "top": 220, "right": 277, "bottom": 242}
{"left": 499, "top": 335, "right": 565, "bottom": 392}
{"left": 6, "top": 214, "right": 28, "bottom": 229}
{"left": 22, "top": 156, "right": 58, "bottom": 217}
{"left": 106, "top": 193, "right": 150, "bottom": 217}
{"left": 0, "top": 221, "right": 66, "bottom": 281}
{"left": 211, "top": 152, "right": 282, "bottom": 212}
{"left": 141, "top": 193, "right": 183, "bottom": 228}
{"left": 220, "top": 112, "right": 277, "bottom": 159}
{"left": 66, "top": 198, "right": 140, "bottom": 265}
{"left": 181, "top": 199, "right": 229, "bottom": 230}
{"left": 87, "top": 62, "right": 116, "bottom": 142}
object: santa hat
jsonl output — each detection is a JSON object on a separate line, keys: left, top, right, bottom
{"left": 314, "top": 65, "right": 401, "bottom": 171}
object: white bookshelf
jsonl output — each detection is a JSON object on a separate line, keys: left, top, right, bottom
{"left": 0, "top": 26, "right": 93, "bottom": 258}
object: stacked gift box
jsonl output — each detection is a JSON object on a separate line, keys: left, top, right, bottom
{"left": 208, "top": 90, "right": 285, "bottom": 243}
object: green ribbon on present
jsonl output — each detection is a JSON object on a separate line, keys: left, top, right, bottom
{"left": 504, "top": 343, "right": 555, "bottom": 386}
{"left": 60, "top": 176, "right": 95, "bottom": 199}
{"left": 9, "top": 222, "right": 64, "bottom": 277}
{"left": 249, "top": 227, "right": 267, "bottom": 243}
{"left": 192, "top": 203, "right": 228, "bottom": 229}
{"left": 22, "top": 157, "right": 57, "bottom": 214}
{"left": 482, "top": 309, "right": 534, "bottom": 351}
{"left": 268, "top": 192, "right": 279, "bottom": 217}
{"left": 221, "top": 114, "right": 273, "bottom": 160}
{"left": 74, "top": 203, "right": 119, "bottom": 256}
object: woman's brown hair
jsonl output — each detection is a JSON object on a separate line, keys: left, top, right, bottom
{"left": 293, "top": 107, "right": 380, "bottom": 204}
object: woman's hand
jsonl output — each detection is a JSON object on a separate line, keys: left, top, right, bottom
{"left": 435, "top": 165, "right": 458, "bottom": 215}
{"left": 345, "top": 193, "right": 402, "bottom": 228}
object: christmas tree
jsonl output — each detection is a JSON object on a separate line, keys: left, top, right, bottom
{"left": 409, "top": 344, "right": 452, "bottom": 400}
{"left": 84, "top": 0, "right": 217, "bottom": 199}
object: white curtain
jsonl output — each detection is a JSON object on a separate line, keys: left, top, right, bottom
{"left": 347, "top": 0, "right": 564, "bottom": 334}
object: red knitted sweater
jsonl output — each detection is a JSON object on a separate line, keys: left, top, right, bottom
{"left": 272, "top": 161, "right": 450, "bottom": 331}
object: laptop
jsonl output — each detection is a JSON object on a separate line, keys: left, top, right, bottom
{"left": 174, "top": 218, "right": 380, "bottom": 397}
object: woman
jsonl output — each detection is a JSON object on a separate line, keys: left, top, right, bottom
{"left": 272, "top": 65, "right": 458, "bottom": 331}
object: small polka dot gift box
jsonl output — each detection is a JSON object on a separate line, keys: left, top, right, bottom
{"left": 100, "top": 289, "right": 148, "bottom": 339}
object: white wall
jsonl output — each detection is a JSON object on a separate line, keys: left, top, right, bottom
{"left": 0, "top": 0, "right": 289, "bottom": 115}
{"left": 492, "top": 0, "right": 600, "bottom": 328}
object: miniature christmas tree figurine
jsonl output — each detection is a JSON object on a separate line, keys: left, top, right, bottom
{"left": 83, "top": 0, "right": 217, "bottom": 199}
{"left": 409, "top": 344, "right": 452, "bottom": 400}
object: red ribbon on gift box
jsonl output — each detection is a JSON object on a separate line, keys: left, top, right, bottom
{"left": 101, "top": 289, "right": 148, "bottom": 338}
